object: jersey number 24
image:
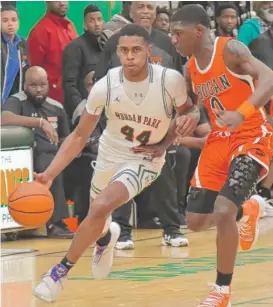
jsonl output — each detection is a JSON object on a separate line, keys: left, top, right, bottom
{"left": 121, "top": 125, "right": 151, "bottom": 145}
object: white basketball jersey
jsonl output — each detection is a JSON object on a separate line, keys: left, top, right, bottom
{"left": 86, "top": 64, "right": 187, "bottom": 163}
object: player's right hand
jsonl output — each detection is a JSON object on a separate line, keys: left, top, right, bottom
{"left": 41, "top": 119, "right": 59, "bottom": 145}
{"left": 34, "top": 172, "right": 53, "bottom": 189}
{"left": 175, "top": 114, "right": 198, "bottom": 137}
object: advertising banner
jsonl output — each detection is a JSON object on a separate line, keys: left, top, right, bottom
{"left": 0, "top": 148, "right": 33, "bottom": 230}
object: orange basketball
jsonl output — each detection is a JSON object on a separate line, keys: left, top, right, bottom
{"left": 8, "top": 181, "right": 54, "bottom": 228}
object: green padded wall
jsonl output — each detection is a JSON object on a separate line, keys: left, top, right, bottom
{"left": 17, "top": 1, "right": 122, "bottom": 38}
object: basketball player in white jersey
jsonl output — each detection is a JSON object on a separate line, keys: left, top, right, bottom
{"left": 33, "top": 24, "right": 200, "bottom": 302}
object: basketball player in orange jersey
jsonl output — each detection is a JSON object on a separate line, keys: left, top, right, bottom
{"left": 133, "top": 5, "right": 273, "bottom": 307}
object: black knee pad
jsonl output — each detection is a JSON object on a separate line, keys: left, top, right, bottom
{"left": 219, "top": 155, "right": 261, "bottom": 207}
{"left": 186, "top": 187, "right": 218, "bottom": 214}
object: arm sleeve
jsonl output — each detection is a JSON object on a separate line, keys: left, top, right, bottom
{"left": 62, "top": 42, "right": 83, "bottom": 112}
{"left": 238, "top": 23, "right": 257, "bottom": 46}
{"left": 27, "top": 27, "right": 47, "bottom": 65}
{"left": 165, "top": 70, "right": 187, "bottom": 107}
{"left": 57, "top": 108, "right": 70, "bottom": 138}
{"left": 85, "top": 77, "right": 108, "bottom": 115}
{"left": 2, "top": 97, "right": 22, "bottom": 114}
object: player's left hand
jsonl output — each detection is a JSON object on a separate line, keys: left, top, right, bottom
{"left": 215, "top": 110, "right": 244, "bottom": 131}
{"left": 132, "top": 143, "right": 165, "bottom": 159}
{"left": 175, "top": 114, "right": 198, "bottom": 137}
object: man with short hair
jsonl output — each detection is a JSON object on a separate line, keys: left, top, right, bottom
{"left": 1, "top": 66, "right": 72, "bottom": 238}
{"left": 28, "top": 1, "right": 77, "bottom": 103}
{"left": 1, "top": 6, "right": 28, "bottom": 104}
{"left": 62, "top": 4, "right": 105, "bottom": 119}
{"left": 95, "top": 1, "right": 188, "bottom": 250}
{"left": 214, "top": 2, "right": 238, "bottom": 38}
{"left": 151, "top": 4, "right": 273, "bottom": 306}
{"left": 153, "top": 6, "right": 171, "bottom": 33}
{"left": 33, "top": 24, "right": 199, "bottom": 303}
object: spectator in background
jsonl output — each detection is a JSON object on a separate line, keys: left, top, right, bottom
{"left": 28, "top": 1, "right": 77, "bottom": 103}
{"left": 153, "top": 7, "right": 171, "bottom": 34}
{"left": 105, "top": 1, "right": 132, "bottom": 32}
{"left": 62, "top": 4, "right": 104, "bottom": 119}
{"left": 1, "top": 6, "right": 28, "bottom": 104}
{"left": 70, "top": 71, "right": 107, "bottom": 224}
{"left": 213, "top": 2, "right": 238, "bottom": 38}
{"left": 1, "top": 66, "right": 72, "bottom": 238}
{"left": 238, "top": 1, "right": 273, "bottom": 46}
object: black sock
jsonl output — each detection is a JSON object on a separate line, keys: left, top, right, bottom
{"left": 96, "top": 229, "right": 111, "bottom": 246}
{"left": 60, "top": 256, "right": 75, "bottom": 272}
{"left": 257, "top": 186, "right": 271, "bottom": 199}
{"left": 236, "top": 206, "right": 243, "bottom": 222}
{"left": 216, "top": 271, "right": 233, "bottom": 287}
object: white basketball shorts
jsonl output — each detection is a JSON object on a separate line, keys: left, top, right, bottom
{"left": 90, "top": 155, "right": 163, "bottom": 201}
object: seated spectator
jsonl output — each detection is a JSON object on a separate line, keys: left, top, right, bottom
{"left": 213, "top": 2, "right": 238, "bottom": 38}
{"left": 153, "top": 7, "right": 171, "bottom": 34}
{"left": 238, "top": 1, "right": 273, "bottom": 46}
{"left": 1, "top": 6, "right": 28, "bottom": 104}
{"left": 69, "top": 71, "right": 106, "bottom": 224}
{"left": 62, "top": 4, "right": 105, "bottom": 119}
{"left": 1, "top": 66, "right": 73, "bottom": 238}
{"left": 28, "top": 1, "right": 77, "bottom": 103}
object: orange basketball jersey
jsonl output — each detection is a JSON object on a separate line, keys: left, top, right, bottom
{"left": 187, "top": 37, "right": 267, "bottom": 133}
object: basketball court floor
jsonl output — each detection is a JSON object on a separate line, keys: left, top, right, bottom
{"left": 1, "top": 218, "right": 273, "bottom": 307}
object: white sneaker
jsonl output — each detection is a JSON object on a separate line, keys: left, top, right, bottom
{"left": 265, "top": 199, "right": 273, "bottom": 217}
{"left": 33, "top": 265, "right": 67, "bottom": 302}
{"left": 115, "top": 239, "right": 135, "bottom": 250}
{"left": 92, "top": 222, "right": 120, "bottom": 280}
{"left": 162, "top": 233, "right": 189, "bottom": 247}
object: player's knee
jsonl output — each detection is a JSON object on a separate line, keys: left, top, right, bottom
{"left": 214, "top": 195, "right": 237, "bottom": 225}
{"left": 186, "top": 213, "right": 207, "bottom": 232}
{"left": 88, "top": 197, "right": 111, "bottom": 221}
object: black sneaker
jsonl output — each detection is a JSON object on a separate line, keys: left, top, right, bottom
{"left": 47, "top": 225, "right": 74, "bottom": 239}
{"left": 115, "top": 233, "right": 134, "bottom": 250}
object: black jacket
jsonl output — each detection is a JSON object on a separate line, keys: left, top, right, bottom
{"left": 249, "top": 29, "right": 273, "bottom": 70}
{"left": 1, "top": 35, "right": 28, "bottom": 102}
{"left": 62, "top": 31, "right": 102, "bottom": 118}
{"left": 95, "top": 28, "right": 186, "bottom": 80}
{"left": 249, "top": 29, "right": 273, "bottom": 114}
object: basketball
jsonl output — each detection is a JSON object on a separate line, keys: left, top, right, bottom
{"left": 8, "top": 181, "right": 54, "bottom": 228}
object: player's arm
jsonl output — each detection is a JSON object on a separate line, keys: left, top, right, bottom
{"left": 175, "top": 122, "right": 211, "bottom": 148}
{"left": 36, "top": 80, "right": 106, "bottom": 184}
{"left": 183, "top": 63, "right": 199, "bottom": 105}
{"left": 132, "top": 71, "right": 200, "bottom": 157}
{"left": 159, "top": 70, "right": 200, "bottom": 149}
{"left": 224, "top": 40, "right": 273, "bottom": 110}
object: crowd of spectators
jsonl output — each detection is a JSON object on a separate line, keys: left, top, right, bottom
{"left": 1, "top": 1, "right": 273, "bottom": 245}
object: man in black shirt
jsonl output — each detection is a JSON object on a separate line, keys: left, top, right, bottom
{"left": 1, "top": 66, "right": 72, "bottom": 238}
{"left": 62, "top": 4, "right": 105, "bottom": 119}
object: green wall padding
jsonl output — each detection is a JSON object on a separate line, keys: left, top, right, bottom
{"left": 17, "top": 1, "right": 122, "bottom": 39}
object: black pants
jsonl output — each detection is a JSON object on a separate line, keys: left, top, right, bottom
{"left": 72, "top": 155, "right": 95, "bottom": 224}
{"left": 112, "top": 146, "right": 191, "bottom": 235}
{"left": 34, "top": 152, "right": 69, "bottom": 225}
